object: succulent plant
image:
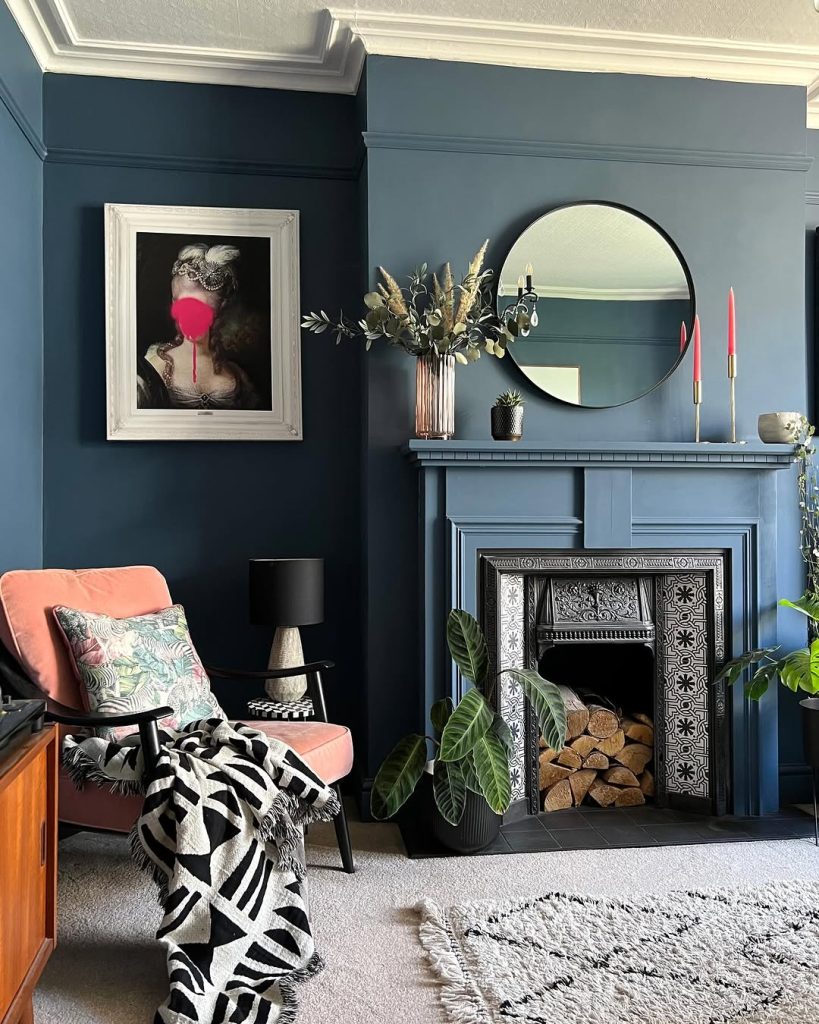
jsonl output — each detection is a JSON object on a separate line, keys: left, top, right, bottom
{"left": 494, "top": 389, "right": 524, "bottom": 408}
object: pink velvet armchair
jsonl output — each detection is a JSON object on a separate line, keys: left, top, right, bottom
{"left": 0, "top": 566, "right": 355, "bottom": 872}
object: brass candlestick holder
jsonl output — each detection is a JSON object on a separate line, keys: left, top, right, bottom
{"left": 728, "top": 353, "right": 737, "bottom": 443}
{"left": 693, "top": 380, "right": 702, "bottom": 442}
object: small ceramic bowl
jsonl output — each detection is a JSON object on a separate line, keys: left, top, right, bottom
{"left": 757, "top": 412, "right": 803, "bottom": 444}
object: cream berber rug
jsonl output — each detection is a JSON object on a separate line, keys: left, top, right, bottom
{"left": 419, "top": 882, "right": 819, "bottom": 1023}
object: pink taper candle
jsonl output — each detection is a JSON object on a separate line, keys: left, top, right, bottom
{"left": 728, "top": 287, "right": 736, "bottom": 358}
{"left": 680, "top": 321, "right": 687, "bottom": 353}
{"left": 692, "top": 315, "right": 701, "bottom": 381}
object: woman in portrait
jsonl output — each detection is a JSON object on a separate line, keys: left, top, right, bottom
{"left": 138, "top": 243, "right": 261, "bottom": 410}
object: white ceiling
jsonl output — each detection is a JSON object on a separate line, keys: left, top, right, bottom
{"left": 7, "top": 0, "right": 819, "bottom": 125}
{"left": 499, "top": 204, "right": 689, "bottom": 300}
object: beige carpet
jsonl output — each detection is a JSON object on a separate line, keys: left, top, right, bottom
{"left": 35, "top": 817, "right": 819, "bottom": 1024}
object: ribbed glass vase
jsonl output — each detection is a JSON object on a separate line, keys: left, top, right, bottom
{"left": 415, "top": 351, "right": 456, "bottom": 440}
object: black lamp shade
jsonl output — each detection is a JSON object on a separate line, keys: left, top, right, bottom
{"left": 249, "top": 559, "right": 324, "bottom": 627}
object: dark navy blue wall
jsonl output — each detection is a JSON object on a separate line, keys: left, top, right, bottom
{"left": 361, "top": 57, "right": 809, "bottom": 794}
{"left": 41, "top": 75, "right": 363, "bottom": 734}
{"left": 0, "top": 5, "right": 43, "bottom": 571}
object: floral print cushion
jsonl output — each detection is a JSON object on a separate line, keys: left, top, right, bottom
{"left": 54, "top": 604, "right": 225, "bottom": 740}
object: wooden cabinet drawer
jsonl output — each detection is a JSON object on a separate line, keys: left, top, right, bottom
{"left": 0, "top": 730, "right": 57, "bottom": 1024}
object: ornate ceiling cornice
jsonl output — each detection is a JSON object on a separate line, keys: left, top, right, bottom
{"left": 6, "top": 2, "right": 819, "bottom": 127}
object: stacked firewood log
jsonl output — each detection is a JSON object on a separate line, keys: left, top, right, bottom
{"left": 539, "top": 685, "right": 655, "bottom": 811}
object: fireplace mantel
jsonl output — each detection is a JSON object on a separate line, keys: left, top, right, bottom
{"left": 405, "top": 439, "right": 795, "bottom": 469}
{"left": 407, "top": 434, "right": 796, "bottom": 816}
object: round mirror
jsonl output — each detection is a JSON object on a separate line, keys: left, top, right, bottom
{"left": 497, "top": 203, "right": 694, "bottom": 408}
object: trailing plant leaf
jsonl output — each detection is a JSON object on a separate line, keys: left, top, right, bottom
{"left": 779, "top": 639, "right": 819, "bottom": 694}
{"left": 446, "top": 609, "right": 490, "bottom": 688}
{"left": 439, "top": 687, "right": 493, "bottom": 762}
{"left": 779, "top": 594, "right": 819, "bottom": 622}
{"left": 714, "top": 648, "right": 780, "bottom": 687}
{"left": 433, "top": 758, "right": 467, "bottom": 825}
{"left": 370, "top": 734, "right": 427, "bottom": 820}
{"left": 490, "top": 713, "right": 514, "bottom": 756}
{"left": 430, "top": 697, "right": 454, "bottom": 736}
{"left": 745, "top": 661, "right": 781, "bottom": 700}
{"left": 505, "top": 668, "right": 567, "bottom": 752}
{"left": 471, "top": 731, "right": 511, "bottom": 814}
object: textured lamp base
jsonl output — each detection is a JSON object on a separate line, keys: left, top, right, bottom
{"left": 266, "top": 627, "right": 307, "bottom": 701}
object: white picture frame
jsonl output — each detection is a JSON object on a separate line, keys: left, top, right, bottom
{"left": 105, "top": 203, "right": 301, "bottom": 441}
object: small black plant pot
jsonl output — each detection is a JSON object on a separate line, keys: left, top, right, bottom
{"left": 800, "top": 698, "right": 819, "bottom": 768}
{"left": 491, "top": 406, "right": 524, "bottom": 442}
{"left": 430, "top": 786, "right": 502, "bottom": 854}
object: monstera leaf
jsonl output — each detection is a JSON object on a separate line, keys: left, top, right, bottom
{"left": 446, "top": 609, "right": 489, "bottom": 688}
{"left": 745, "top": 661, "right": 781, "bottom": 701}
{"left": 370, "top": 735, "right": 427, "bottom": 820}
{"left": 433, "top": 758, "right": 467, "bottom": 825}
{"left": 714, "top": 647, "right": 781, "bottom": 687}
{"left": 439, "top": 688, "right": 493, "bottom": 762}
{"left": 779, "top": 594, "right": 819, "bottom": 623}
{"left": 779, "top": 640, "right": 819, "bottom": 694}
{"left": 471, "top": 730, "right": 511, "bottom": 814}
{"left": 505, "top": 668, "right": 567, "bottom": 752}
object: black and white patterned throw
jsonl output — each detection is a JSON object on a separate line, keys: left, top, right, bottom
{"left": 64, "top": 718, "right": 339, "bottom": 1024}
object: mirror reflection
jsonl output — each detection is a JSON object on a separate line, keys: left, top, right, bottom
{"left": 498, "top": 203, "right": 694, "bottom": 408}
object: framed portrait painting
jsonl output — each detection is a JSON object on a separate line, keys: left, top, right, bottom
{"left": 105, "top": 204, "right": 301, "bottom": 441}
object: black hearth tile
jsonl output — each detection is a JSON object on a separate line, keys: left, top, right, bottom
{"left": 475, "top": 832, "right": 513, "bottom": 855}
{"left": 554, "top": 830, "right": 611, "bottom": 851}
{"left": 577, "top": 807, "right": 634, "bottom": 826}
{"left": 643, "top": 824, "right": 716, "bottom": 845}
{"left": 775, "top": 806, "right": 813, "bottom": 820}
{"left": 726, "top": 818, "right": 810, "bottom": 838}
{"left": 537, "top": 809, "right": 592, "bottom": 831}
{"left": 503, "top": 815, "right": 547, "bottom": 833}
{"left": 504, "top": 829, "right": 561, "bottom": 853}
{"left": 697, "top": 818, "right": 761, "bottom": 836}
{"left": 590, "top": 825, "right": 659, "bottom": 848}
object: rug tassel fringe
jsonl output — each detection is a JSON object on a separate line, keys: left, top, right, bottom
{"left": 417, "top": 899, "right": 487, "bottom": 1024}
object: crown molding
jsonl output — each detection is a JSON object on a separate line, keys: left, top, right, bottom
{"left": 6, "top": 1, "right": 819, "bottom": 127}
{"left": 335, "top": 9, "right": 819, "bottom": 109}
{"left": 3, "top": 1, "right": 365, "bottom": 92}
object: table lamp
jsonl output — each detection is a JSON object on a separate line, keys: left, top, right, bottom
{"left": 249, "top": 558, "right": 324, "bottom": 701}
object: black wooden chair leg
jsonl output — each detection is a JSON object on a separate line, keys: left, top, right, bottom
{"left": 333, "top": 784, "right": 355, "bottom": 873}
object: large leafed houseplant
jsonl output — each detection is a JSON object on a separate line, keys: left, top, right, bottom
{"left": 370, "top": 609, "right": 567, "bottom": 852}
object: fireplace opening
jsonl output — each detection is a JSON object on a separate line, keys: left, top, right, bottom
{"left": 537, "top": 642, "right": 656, "bottom": 812}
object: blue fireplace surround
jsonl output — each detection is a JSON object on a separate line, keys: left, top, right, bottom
{"left": 407, "top": 440, "right": 795, "bottom": 817}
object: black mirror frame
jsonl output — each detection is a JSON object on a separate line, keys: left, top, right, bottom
{"left": 496, "top": 200, "right": 697, "bottom": 410}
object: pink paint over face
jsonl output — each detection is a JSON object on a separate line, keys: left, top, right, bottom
{"left": 170, "top": 297, "right": 215, "bottom": 384}
{"left": 171, "top": 297, "right": 215, "bottom": 341}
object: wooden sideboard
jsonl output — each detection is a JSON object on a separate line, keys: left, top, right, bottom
{"left": 0, "top": 727, "right": 57, "bottom": 1024}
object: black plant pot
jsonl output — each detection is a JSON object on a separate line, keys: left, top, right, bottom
{"left": 801, "top": 698, "right": 819, "bottom": 768}
{"left": 491, "top": 406, "right": 524, "bottom": 442}
{"left": 430, "top": 786, "right": 502, "bottom": 854}
{"left": 800, "top": 698, "right": 819, "bottom": 846}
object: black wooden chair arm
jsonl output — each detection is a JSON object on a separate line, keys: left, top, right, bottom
{"left": 45, "top": 701, "right": 173, "bottom": 774}
{"left": 206, "top": 662, "right": 333, "bottom": 723}
{"left": 205, "top": 661, "right": 334, "bottom": 680}
{"left": 45, "top": 701, "right": 174, "bottom": 728}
